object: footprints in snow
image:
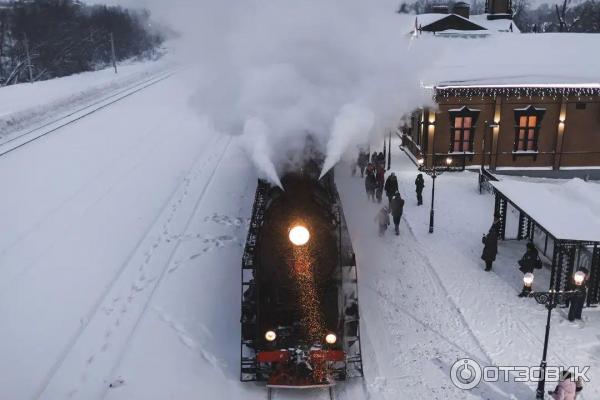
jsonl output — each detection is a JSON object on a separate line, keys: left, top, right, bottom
{"left": 167, "top": 234, "right": 239, "bottom": 274}
{"left": 164, "top": 212, "right": 248, "bottom": 274}
{"left": 204, "top": 213, "right": 248, "bottom": 227}
{"left": 153, "top": 307, "right": 225, "bottom": 370}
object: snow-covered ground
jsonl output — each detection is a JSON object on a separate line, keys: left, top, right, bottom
{"left": 0, "top": 57, "right": 173, "bottom": 140}
{"left": 1, "top": 61, "right": 598, "bottom": 400}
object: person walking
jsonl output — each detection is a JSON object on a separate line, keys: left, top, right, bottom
{"left": 365, "top": 167, "right": 376, "bottom": 202}
{"left": 390, "top": 192, "right": 405, "bottom": 236}
{"left": 549, "top": 371, "right": 576, "bottom": 400}
{"left": 568, "top": 268, "right": 588, "bottom": 322}
{"left": 415, "top": 173, "right": 425, "bottom": 206}
{"left": 375, "top": 205, "right": 390, "bottom": 237}
{"left": 371, "top": 152, "right": 378, "bottom": 164}
{"left": 357, "top": 150, "right": 368, "bottom": 178}
{"left": 481, "top": 213, "right": 501, "bottom": 271}
{"left": 375, "top": 165, "right": 385, "bottom": 203}
{"left": 517, "top": 242, "right": 542, "bottom": 297}
{"left": 377, "top": 151, "right": 385, "bottom": 167}
{"left": 384, "top": 172, "right": 399, "bottom": 207}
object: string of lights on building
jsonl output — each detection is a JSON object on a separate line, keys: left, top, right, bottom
{"left": 432, "top": 86, "right": 600, "bottom": 102}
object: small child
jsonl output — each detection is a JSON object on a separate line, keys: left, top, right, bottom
{"left": 375, "top": 206, "right": 390, "bottom": 236}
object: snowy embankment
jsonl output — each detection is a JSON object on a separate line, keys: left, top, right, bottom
{"left": 0, "top": 57, "right": 174, "bottom": 141}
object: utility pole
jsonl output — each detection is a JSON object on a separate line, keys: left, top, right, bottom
{"left": 23, "top": 33, "right": 33, "bottom": 83}
{"left": 110, "top": 32, "right": 118, "bottom": 74}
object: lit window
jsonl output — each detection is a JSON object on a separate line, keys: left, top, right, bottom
{"left": 514, "top": 106, "right": 545, "bottom": 152}
{"left": 449, "top": 107, "right": 479, "bottom": 153}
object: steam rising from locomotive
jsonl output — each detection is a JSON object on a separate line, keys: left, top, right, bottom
{"left": 240, "top": 144, "right": 363, "bottom": 391}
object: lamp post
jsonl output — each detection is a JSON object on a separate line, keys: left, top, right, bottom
{"left": 482, "top": 121, "right": 499, "bottom": 170}
{"left": 524, "top": 270, "right": 586, "bottom": 399}
{"left": 417, "top": 156, "right": 453, "bottom": 233}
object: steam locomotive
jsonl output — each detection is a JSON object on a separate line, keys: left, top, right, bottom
{"left": 240, "top": 155, "right": 364, "bottom": 397}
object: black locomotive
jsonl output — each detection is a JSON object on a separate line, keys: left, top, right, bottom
{"left": 240, "top": 155, "right": 364, "bottom": 394}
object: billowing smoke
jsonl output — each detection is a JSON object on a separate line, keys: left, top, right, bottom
{"left": 135, "top": 0, "right": 437, "bottom": 185}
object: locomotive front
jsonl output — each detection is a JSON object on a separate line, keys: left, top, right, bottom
{"left": 240, "top": 160, "right": 364, "bottom": 393}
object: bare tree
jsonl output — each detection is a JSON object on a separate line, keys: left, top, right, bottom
{"left": 512, "top": 0, "right": 530, "bottom": 19}
{"left": 555, "top": 0, "right": 582, "bottom": 32}
{"left": 555, "top": 0, "right": 568, "bottom": 31}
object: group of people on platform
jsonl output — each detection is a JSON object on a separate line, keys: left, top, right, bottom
{"left": 481, "top": 214, "right": 588, "bottom": 323}
{"left": 355, "top": 149, "right": 426, "bottom": 237}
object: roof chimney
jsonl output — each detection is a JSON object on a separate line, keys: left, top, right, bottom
{"left": 452, "top": 1, "right": 470, "bottom": 19}
{"left": 486, "top": 0, "right": 513, "bottom": 19}
{"left": 431, "top": 4, "right": 449, "bottom": 14}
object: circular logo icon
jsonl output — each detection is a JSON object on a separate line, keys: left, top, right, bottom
{"left": 450, "top": 358, "right": 482, "bottom": 390}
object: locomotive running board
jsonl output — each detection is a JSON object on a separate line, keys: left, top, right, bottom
{"left": 267, "top": 386, "right": 336, "bottom": 400}
{"left": 267, "top": 383, "right": 335, "bottom": 389}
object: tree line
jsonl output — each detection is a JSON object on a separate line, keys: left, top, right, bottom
{"left": 397, "top": 0, "right": 600, "bottom": 33}
{"left": 0, "top": 0, "right": 165, "bottom": 86}
{"left": 515, "top": 0, "right": 600, "bottom": 33}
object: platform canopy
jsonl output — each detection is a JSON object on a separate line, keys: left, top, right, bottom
{"left": 491, "top": 178, "right": 600, "bottom": 243}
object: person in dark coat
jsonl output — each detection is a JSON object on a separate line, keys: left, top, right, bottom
{"left": 517, "top": 242, "right": 542, "bottom": 297}
{"left": 568, "top": 268, "right": 588, "bottom": 322}
{"left": 384, "top": 173, "right": 399, "bottom": 206}
{"left": 481, "top": 213, "right": 501, "bottom": 271}
{"left": 371, "top": 152, "right": 378, "bottom": 164}
{"left": 365, "top": 167, "right": 376, "bottom": 202}
{"left": 377, "top": 151, "right": 385, "bottom": 167}
{"left": 415, "top": 173, "right": 425, "bottom": 206}
{"left": 357, "top": 150, "right": 368, "bottom": 178}
{"left": 390, "top": 192, "right": 405, "bottom": 235}
{"left": 375, "top": 165, "right": 385, "bottom": 203}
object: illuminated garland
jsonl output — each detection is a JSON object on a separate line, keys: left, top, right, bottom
{"left": 433, "top": 86, "right": 600, "bottom": 103}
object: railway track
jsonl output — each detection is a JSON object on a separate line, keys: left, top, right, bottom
{"left": 0, "top": 70, "right": 176, "bottom": 158}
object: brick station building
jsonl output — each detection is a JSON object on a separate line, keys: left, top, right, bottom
{"left": 404, "top": 84, "right": 600, "bottom": 176}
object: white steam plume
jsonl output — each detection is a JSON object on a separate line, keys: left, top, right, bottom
{"left": 320, "top": 104, "right": 374, "bottom": 179}
{"left": 240, "top": 118, "right": 283, "bottom": 189}
{"left": 137, "top": 0, "right": 438, "bottom": 182}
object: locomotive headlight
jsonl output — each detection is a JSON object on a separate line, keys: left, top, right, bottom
{"left": 325, "top": 333, "right": 337, "bottom": 345}
{"left": 289, "top": 225, "right": 310, "bottom": 246}
{"left": 265, "top": 330, "right": 277, "bottom": 342}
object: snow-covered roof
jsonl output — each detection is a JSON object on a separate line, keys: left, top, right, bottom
{"left": 412, "top": 33, "right": 600, "bottom": 88}
{"left": 490, "top": 177, "right": 600, "bottom": 242}
{"left": 415, "top": 13, "right": 484, "bottom": 29}
{"left": 412, "top": 13, "right": 519, "bottom": 35}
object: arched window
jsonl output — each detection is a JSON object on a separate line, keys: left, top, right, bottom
{"left": 449, "top": 107, "right": 479, "bottom": 153}
{"left": 513, "top": 106, "right": 546, "bottom": 152}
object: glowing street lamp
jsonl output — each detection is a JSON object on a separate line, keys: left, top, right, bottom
{"left": 418, "top": 156, "right": 455, "bottom": 234}
{"left": 523, "top": 273, "right": 534, "bottom": 288}
{"left": 289, "top": 225, "right": 310, "bottom": 246}
{"left": 525, "top": 270, "right": 587, "bottom": 399}
{"left": 574, "top": 270, "right": 586, "bottom": 286}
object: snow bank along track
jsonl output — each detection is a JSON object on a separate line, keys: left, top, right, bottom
{"left": 35, "top": 136, "right": 232, "bottom": 400}
{"left": 0, "top": 70, "right": 176, "bottom": 158}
